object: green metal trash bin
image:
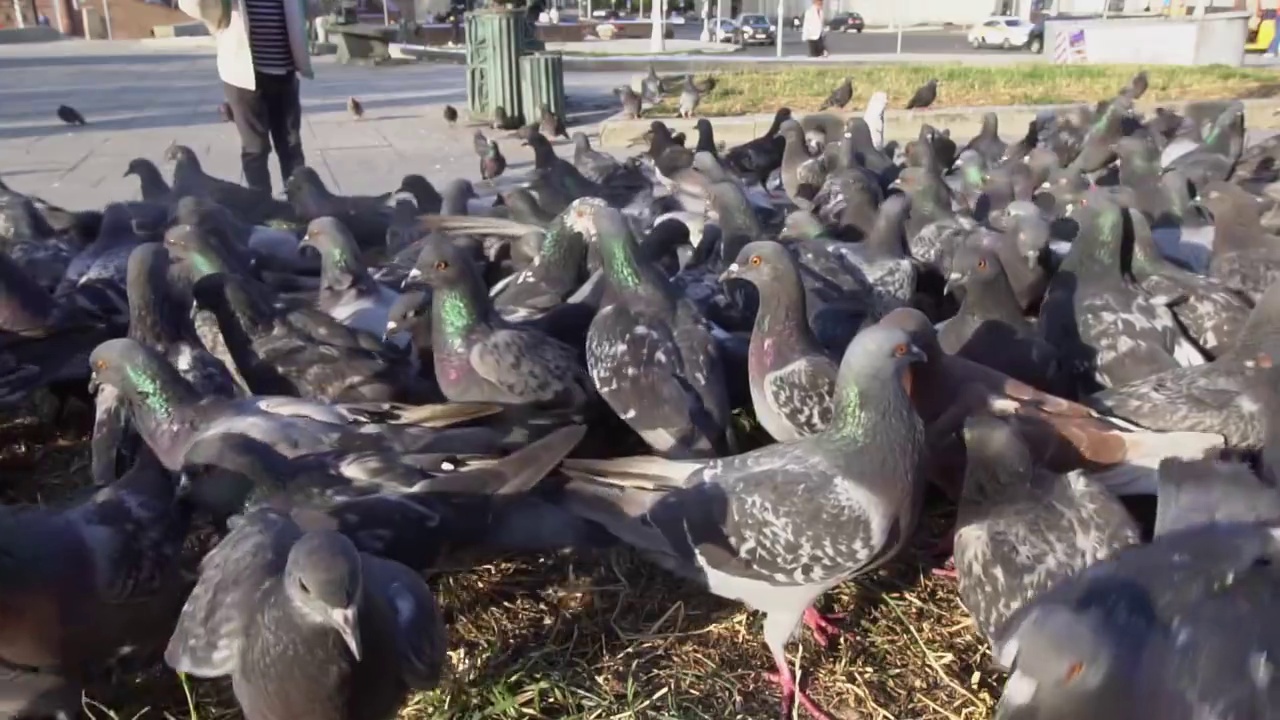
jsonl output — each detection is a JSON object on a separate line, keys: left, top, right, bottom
{"left": 519, "top": 52, "right": 566, "bottom": 132}
{"left": 464, "top": 9, "right": 526, "bottom": 124}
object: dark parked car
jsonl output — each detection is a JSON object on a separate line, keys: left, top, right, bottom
{"left": 1026, "top": 18, "right": 1044, "bottom": 53}
{"left": 826, "top": 11, "right": 864, "bottom": 33}
{"left": 735, "top": 13, "right": 776, "bottom": 45}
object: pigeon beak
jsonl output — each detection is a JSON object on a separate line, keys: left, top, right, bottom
{"left": 330, "top": 606, "right": 362, "bottom": 661}
{"left": 904, "top": 343, "right": 928, "bottom": 365}
{"left": 176, "top": 471, "right": 194, "bottom": 498}
{"left": 383, "top": 320, "right": 401, "bottom": 342}
{"left": 87, "top": 371, "right": 100, "bottom": 394}
{"left": 718, "top": 262, "right": 741, "bottom": 283}
{"left": 402, "top": 267, "right": 423, "bottom": 290}
{"left": 943, "top": 272, "right": 963, "bottom": 297}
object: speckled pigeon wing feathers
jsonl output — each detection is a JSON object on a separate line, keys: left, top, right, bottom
{"left": 164, "top": 509, "right": 299, "bottom": 677}
{"left": 764, "top": 358, "right": 836, "bottom": 437}
{"left": 470, "top": 328, "right": 590, "bottom": 406}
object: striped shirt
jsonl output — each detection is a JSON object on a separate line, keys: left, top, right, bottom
{"left": 243, "top": 0, "right": 295, "bottom": 74}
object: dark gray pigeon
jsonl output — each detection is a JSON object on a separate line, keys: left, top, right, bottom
{"left": 539, "top": 103, "right": 568, "bottom": 140}
{"left": 616, "top": 85, "right": 642, "bottom": 119}
{"left": 164, "top": 509, "right": 446, "bottom": 720}
{"left": 1201, "top": 180, "right": 1280, "bottom": 303}
{"left": 442, "top": 104, "right": 458, "bottom": 127}
{"left": 953, "top": 414, "right": 1138, "bottom": 648}
{"left": 818, "top": 77, "right": 853, "bottom": 111}
{"left": 1165, "top": 102, "right": 1245, "bottom": 189}
{"left": 720, "top": 240, "right": 837, "bottom": 442}
{"left": 123, "top": 158, "right": 172, "bottom": 203}
{"left": 1038, "top": 195, "right": 1204, "bottom": 392}
{"left": 165, "top": 144, "right": 292, "bottom": 225}
{"left": 942, "top": 244, "right": 1067, "bottom": 396}
{"left": 1066, "top": 96, "right": 1131, "bottom": 174}
{"left": 403, "top": 237, "right": 594, "bottom": 413}
{"left": 56, "top": 104, "right": 86, "bottom": 125}
{"left": 561, "top": 322, "right": 928, "bottom": 720}
{"left": 285, "top": 167, "right": 390, "bottom": 252}
{"left": 0, "top": 450, "right": 189, "bottom": 720}
{"left": 302, "top": 216, "right": 403, "bottom": 346}
{"left": 778, "top": 119, "right": 826, "bottom": 209}
{"left": 723, "top": 106, "right": 791, "bottom": 191}
{"left": 678, "top": 75, "right": 701, "bottom": 119}
{"left": 583, "top": 206, "right": 731, "bottom": 459}
{"left": 991, "top": 522, "right": 1280, "bottom": 720}
{"left": 641, "top": 64, "right": 662, "bottom": 104}
{"left": 1154, "top": 457, "right": 1280, "bottom": 537}
{"left": 491, "top": 105, "right": 523, "bottom": 131}
{"left": 963, "top": 112, "right": 1007, "bottom": 165}
{"left": 1119, "top": 69, "right": 1149, "bottom": 99}
{"left": 905, "top": 79, "right": 938, "bottom": 110}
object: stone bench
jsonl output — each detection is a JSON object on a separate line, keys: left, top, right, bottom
{"left": 327, "top": 22, "right": 399, "bottom": 63}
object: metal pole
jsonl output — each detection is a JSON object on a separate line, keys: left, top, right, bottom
{"left": 382, "top": 0, "right": 389, "bottom": 25}
{"left": 650, "top": 0, "right": 664, "bottom": 51}
{"left": 103, "top": 0, "right": 113, "bottom": 39}
{"left": 774, "top": 0, "right": 781, "bottom": 55}
{"left": 715, "top": 0, "right": 721, "bottom": 35}
{"left": 895, "top": 0, "right": 902, "bottom": 53}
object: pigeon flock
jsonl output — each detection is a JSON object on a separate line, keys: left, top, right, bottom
{"left": 6, "top": 65, "right": 1280, "bottom": 720}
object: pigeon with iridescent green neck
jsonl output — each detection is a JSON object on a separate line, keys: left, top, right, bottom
{"left": 491, "top": 197, "right": 602, "bottom": 320}
{"left": 404, "top": 237, "right": 595, "bottom": 413}
{"left": 1038, "top": 195, "right": 1206, "bottom": 393}
{"left": 720, "top": 240, "right": 837, "bottom": 442}
{"left": 1064, "top": 95, "right": 1131, "bottom": 174}
{"left": 582, "top": 206, "right": 731, "bottom": 459}
{"left": 302, "top": 216, "right": 405, "bottom": 348}
{"left": 1165, "top": 101, "right": 1245, "bottom": 189}
{"left": 560, "top": 322, "right": 928, "bottom": 720}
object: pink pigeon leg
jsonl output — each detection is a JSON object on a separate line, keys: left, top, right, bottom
{"left": 766, "top": 650, "right": 837, "bottom": 720}
{"left": 802, "top": 606, "right": 851, "bottom": 648}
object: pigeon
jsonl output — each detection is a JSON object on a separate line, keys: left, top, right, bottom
{"left": 1120, "top": 69, "right": 1149, "bottom": 99}
{"left": 465, "top": 129, "right": 505, "bottom": 184}
{"left": 905, "top": 79, "right": 938, "bottom": 110}
{"left": 641, "top": 64, "right": 663, "bottom": 103}
{"left": 0, "top": 450, "right": 189, "bottom": 720}
{"left": 615, "top": 85, "right": 642, "bottom": 119}
{"left": 992, "top": 522, "right": 1280, "bottom": 720}
{"left": 402, "top": 236, "right": 595, "bottom": 413}
{"left": 678, "top": 75, "right": 701, "bottom": 119}
{"left": 164, "top": 508, "right": 446, "bottom": 720}
{"left": 1067, "top": 96, "right": 1132, "bottom": 174}
{"left": 285, "top": 166, "right": 391, "bottom": 251}
{"left": 953, "top": 414, "right": 1139, "bottom": 648}
{"left": 941, "top": 244, "right": 1067, "bottom": 396}
{"left": 166, "top": 144, "right": 293, "bottom": 224}
{"left": 491, "top": 105, "right": 523, "bottom": 131}
{"left": 1165, "top": 102, "right": 1246, "bottom": 189}
{"left": 539, "top": 104, "right": 568, "bottom": 140}
{"left": 723, "top": 107, "right": 791, "bottom": 191}
{"left": 963, "top": 112, "right": 1007, "bottom": 165}
{"left": 347, "top": 96, "right": 364, "bottom": 119}
{"left": 818, "top": 77, "right": 853, "bottom": 111}
{"left": 778, "top": 119, "right": 827, "bottom": 208}
{"left": 218, "top": 101, "right": 234, "bottom": 122}
{"left": 443, "top": 104, "right": 458, "bottom": 127}
{"left": 1200, "top": 180, "right": 1280, "bottom": 303}
{"left": 123, "top": 158, "right": 172, "bottom": 203}
{"left": 1153, "top": 457, "right": 1280, "bottom": 537}
{"left": 56, "top": 104, "right": 86, "bottom": 125}
{"left": 693, "top": 118, "right": 719, "bottom": 158}
{"left": 1038, "top": 195, "right": 1204, "bottom": 393}
{"left": 582, "top": 206, "right": 731, "bottom": 458}
{"left": 561, "top": 322, "right": 929, "bottom": 720}
{"left": 720, "top": 240, "right": 837, "bottom": 442}
{"left": 302, "top": 216, "right": 404, "bottom": 346}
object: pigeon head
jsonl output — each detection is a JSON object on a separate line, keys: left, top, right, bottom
{"left": 302, "top": 217, "right": 365, "bottom": 288}
{"left": 994, "top": 587, "right": 1154, "bottom": 719}
{"left": 164, "top": 224, "right": 233, "bottom": 279}
{"left": 571, "top": 132, "right": 591, "bottom": 154}
{"left": 284, "top": 531, "right": 364, "bottom": 661}
{"left": 945, "top": 244, "right": 1005, "bottom": 297}
{"left": 123, "top": 157, "right": 162, "bottom": 180}
{"left": 829, "top": 323, "right": 926, "bottom": 438}
{"left": 125, "top": 244, "right": 184, "bottom": 347}
{"left": 1205, "top": 101, "right": 1245, "bottom": 145}
{"left": 398, "top": 174, "right": 441, "bottom": 212}
{"left": 720, "top": 240, "right": 797, "bottom": 289}
{"left": 523, "top": 131, "right": 556, "bottom": 165}
{"left": 959, "top": 413, "right": 1035, "bottom": 505}
{"left": 441, "top": 179, "right": 478, "bottom": 216}
{"left": 878, "top": 307, "right": 942, "bottom": 364}
{"left": 777, "top": 119, "right": 805, "bottom": 145}
{"left": 178, "top": 434, "right": 293, "bottom": 517}
{"left": 285, "top": 166, "right": 331, "bottom": 204}
{"left": 89, "top": 338, "right": 196, "bottom": 418}
{"left": 1061, "top": 195, "right": 1124, "bottom": 275}
{"left": 385, "top": 289, "right": 431, "bottom": 341}
{"left": 163, "top": 143, "right": 197, "bottom": 165}
{"left": 407, "top": 237, "right": 481, "bottom": 291}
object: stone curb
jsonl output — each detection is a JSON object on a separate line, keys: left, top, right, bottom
{"left": 597, "top": 97, "right": 1280, "bottom": 148}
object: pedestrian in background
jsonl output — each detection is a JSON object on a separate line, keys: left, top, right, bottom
{"left": 178, "top": 0, "right": 314, "bottom": 194}
{"left": 802, "top": 0, "right": 827, "bottom": 57}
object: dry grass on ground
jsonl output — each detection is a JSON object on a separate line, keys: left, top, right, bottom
{"left": 1, "top": 409, "right": 1000, "bottom": 720}
{"left": 650, "top": 64, "right": 1280, "bottom": 116}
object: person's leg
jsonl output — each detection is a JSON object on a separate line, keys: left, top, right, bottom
{"left": 223, "top": 81, "right": 273, "bottom": 193}
{"left": 807, "top": 38, "right": 819, "bottom": 56}
{"left": 1268, "top": 22, "right": 1280, "bottom": 57}
{"left": 819, "top": 34, "right": 828, "bottom": 56}
{"left": 261, "top": 72, "right": 306, "bottom": 186}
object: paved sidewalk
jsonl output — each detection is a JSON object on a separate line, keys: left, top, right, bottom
{"left": 0, "top": 41, "right": 634, "bottom": 209}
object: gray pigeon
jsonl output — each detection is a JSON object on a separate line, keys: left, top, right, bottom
{"left": 165, "top": 144, "right": 292, "bottom": 225}
{"left": 123, "top": 157, "right": 172, "bottom": 203}
{"left": 905, "top": 79, "right": 938, "bottom": 110}
{"left": 953, "top": 414, "right": 1139, "bottom": 647}
{"left": 0, "top": 450, "right": 189, "bottom": 720}
{"left": 778, "top": 119, "right": 826, "bottom": 209}
{"left": 539, "top": 103, "right": 568, "bottom": 140}
{"left": 1154, "top": 457, "right": 1280, "bottom": 537}
{"left": 561, "top": 322, "right": 928, "bottom": 720}
{"left": 1200, "top": 180, "right": 1280, "bottom": 303}
{"left": 164, "top": 509, "right": 446, "bottom": 720}
{"left": 1119, "top": 69, "right": 1149, "bottom": 99}
{"left": 285, "top": 167, "right": 391, "bottom": 252}
{"left": 963, "top": 112, "right": 1007, "bottom": 165}
{"left": 720, "top": 240, "right": 837, "bottom": 441}
{"left": 582, "top": 206, "right": 731, "bottom": 458}
{"left": 302, "top": 216, "right": 404, "bottom": 347}
{"left": 616, "top": 85, "right": 642, "bottom": 119}
{"left": 678, "top": 75, "right": 701, "bottom": 119}
{"left": 818, "top": 77, "right": 853, "bottom": 111}
{"left": 992, "top": 522, "right": 1280, "bottom": 720}
{"left": 56, "top": 104, "right": 86, "bottom": 125}
{"left": 404, "top": 237, "right": 595, "bottom": 413}
{"left": 641, "top": 64, "right": 663, "bottom": 104}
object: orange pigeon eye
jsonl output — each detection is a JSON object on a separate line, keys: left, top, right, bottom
{"left": 1260, "top": 353, "right": 1274, "bottom": 369}
{"left": 94, "top": 360, "right": 107, "bottom": 370}
{"left": 749, "top": 255, "right": 763, "bottom": 266}
{"left": 434, "top": 260, "right": 449, "bottom": 271}
{"left": 893, "top": 343, "right": 908, "bottom": 357}
{"left": 1063, "top": 661, "right": 1085, "bottom": 682}
{"left": 977, "top": 257, "right": 988, "bottom": 270}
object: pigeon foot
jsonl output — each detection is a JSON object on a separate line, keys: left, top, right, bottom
{"left": 802, "top": 607, "right": 850, "bottom": 648}
{"left": 765, "top": 657, "right": 837, "bottom": 720}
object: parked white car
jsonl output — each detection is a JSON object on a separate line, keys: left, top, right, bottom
{"left": 967, "top": 15, "right": 1035, "bottom": 50}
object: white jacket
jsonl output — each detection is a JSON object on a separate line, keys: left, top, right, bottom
{"left": 178, "top": 0, "right": 314, "bottom": 90}
{"left": 801, "top": 5, "right": 824, "bottom": 40}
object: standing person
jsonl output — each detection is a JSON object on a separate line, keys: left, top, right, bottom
{"left": 801, "top": 0, "right": 827, "bottom": 57}
{"left": 177, "top": 0, "right": 314, "bottom": 194}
